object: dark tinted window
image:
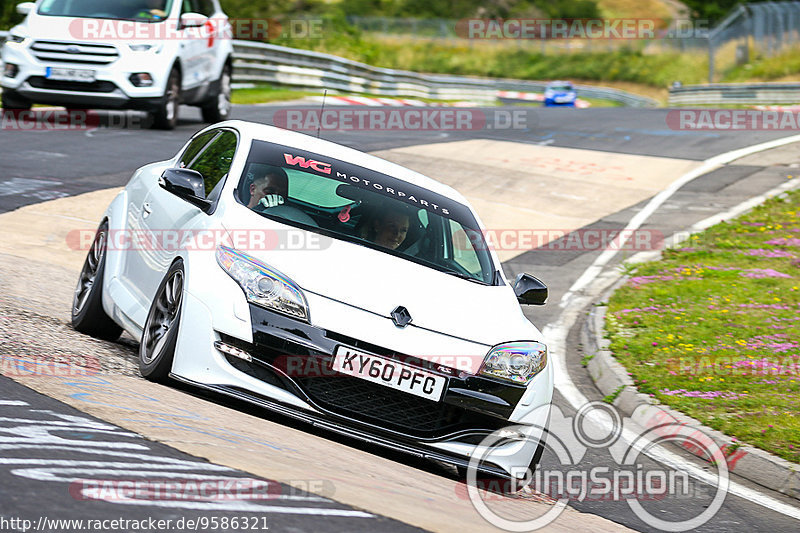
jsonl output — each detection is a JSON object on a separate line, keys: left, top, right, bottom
{"left": 196, "top": 0, "right": 214, "bottom": 16}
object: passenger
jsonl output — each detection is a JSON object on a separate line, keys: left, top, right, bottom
{"left": 247, "top": 167, "right": 289, "bottom": 210}
{"left": 360, "top": 208, "right": 410, "bottom": 251}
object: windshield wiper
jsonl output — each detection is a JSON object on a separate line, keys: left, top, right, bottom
{"left": 440, "top": 269, "right": 489, "bottom": 285}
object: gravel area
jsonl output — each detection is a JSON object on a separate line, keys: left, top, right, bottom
{"left": 0, "top": 252, "right": 140, "bottom": 377}
{"left": 0, "top": 301, "right": 140, "bottom": 376}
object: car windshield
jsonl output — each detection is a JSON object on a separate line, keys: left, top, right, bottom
{"left": 38, "top": 0, "right": 174, "bottom": 21}
{"left": 238, "top": 140, "right": 498, "bottom": 285}
{"left": 549, "top": 84, "right": 573, "bottom": 91}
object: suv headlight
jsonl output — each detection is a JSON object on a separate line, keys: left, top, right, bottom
{"left": 6, "top": 34, "right": 28, "bottom": 44}
{"left": 479, "top": 342, "right": 547, "bottom": 385}
{"left": 216, "top": 245, "right": 309, "bottom": 322}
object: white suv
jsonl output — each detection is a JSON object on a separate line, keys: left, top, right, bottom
{"left": 1, "top": 0, "right": 233, "bottom": 129}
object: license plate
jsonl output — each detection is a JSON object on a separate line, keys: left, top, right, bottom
{"left": 45, "top": 67, "right": 96, "bottom": 82}
{"left": 331, "top": 346, "right": 446, "bottom": 402}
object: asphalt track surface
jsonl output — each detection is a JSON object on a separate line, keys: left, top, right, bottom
{"left": 1, "top": 104, "right": 800, "bottom": 532}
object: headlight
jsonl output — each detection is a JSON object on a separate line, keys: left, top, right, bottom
{"left": 216, "top": 245, "right": 309, "bottom": 322}
{"left": 479, "top": 342, "right": 547, "bottom": 385}
{"left": 6, "top": 34, "right": 28, "bottom": 44}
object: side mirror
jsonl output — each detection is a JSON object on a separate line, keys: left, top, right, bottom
{"left": 160, "top": 168, "right": 212, "bottom": 212}
{"left": 514, "top": 273, "right": 548, "bottom": 305}
{"left": 179, "top": 12, "right": 208, "bottom": 29}
{"left": 17, "top": 2, "right": 35, "bottom": 15}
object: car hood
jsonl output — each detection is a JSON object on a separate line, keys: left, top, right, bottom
{"left": 221, "top": 208, "right": 541, "bottom": 347}
{"left": 22, "top": 13, "right": 155, "bottom": 43}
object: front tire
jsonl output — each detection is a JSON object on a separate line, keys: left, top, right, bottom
{"left": 71, "top": 221, "right": 123, "bottom": 341}
{"left": 201, "top": 63, "right": 232, "bottom": 123}
{"left": 139, "top": 259, "right": 185, "bottom": 383}
{"left": 1, "top": 89, "right": 32, "bottom": 110}
{"left": 151, "top": 68, "right": 180, "bottom": 130}
{"left": 139, "top": 260, "right": 184, "bottom": 382}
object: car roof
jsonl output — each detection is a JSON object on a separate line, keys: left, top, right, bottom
{"left": 547, "top": 80, "right": 573, "bottom": 86}
{"left": 209, "top": 120, "right": 470, "bottom": 205}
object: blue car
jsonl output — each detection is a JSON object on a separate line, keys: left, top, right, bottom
{"left": 543, "top": 81, "right": 577, "bottom": 107}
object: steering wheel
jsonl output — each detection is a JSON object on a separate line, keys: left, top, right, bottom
{"left": 259, "top": 205, "right": 319, "bottom": 227}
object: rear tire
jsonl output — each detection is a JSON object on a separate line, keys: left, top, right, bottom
{"left": 1, "top": 89, "right": 32, "bottom": 110}
{"left": 71, "top": 221, "right": 123, "bottom": 341}
{"left": 151, "top": 68, "right": 180, "bottom": 130}
{"left": 201, "top": 63, "right": 231, "bottom": 123}
{"left": 139, "top": 260, "right": 185, "bottom": 382}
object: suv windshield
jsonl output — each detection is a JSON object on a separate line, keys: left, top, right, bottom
{"left": 38, "top": 0, "right": 174, "bottom": 21}
{"left": 238, "top": 140, "right": 497, "bottom": 284}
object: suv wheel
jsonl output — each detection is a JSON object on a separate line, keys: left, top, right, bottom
{"left": 1, "top": 89, "right": 32, "bottom": 110}
{"left": 151, "top": 68, "right": 180, "bottom": 130}
{"left": 201, "top": 63, "right": 231, "bottom": 123}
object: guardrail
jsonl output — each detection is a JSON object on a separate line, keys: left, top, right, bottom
{"left": 670, "top": 83, "right": 800, "bottom": 105}
{"left": 230, "top": 40, "right": 658, "bottom": 107}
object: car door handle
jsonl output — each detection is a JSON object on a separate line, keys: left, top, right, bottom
{"left": 142, "top": 202, "right": 152, "bottom": 218}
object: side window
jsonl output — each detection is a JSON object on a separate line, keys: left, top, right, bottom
{"left": 196, "top": 0, "right": 214, "bottom": 16}
{"left": 178, "top": 131, "right": 217, "bottom": 168}
{"left": 186, "top": 131, "right": 237, "bottom": 196}
{"left": 181, "top": 0, "right": 196, "bottom": 14}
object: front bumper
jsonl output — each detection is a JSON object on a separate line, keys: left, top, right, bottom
{"left": 171, "top": 296, "right": 551, "bottom": 477}
{"left": 1, "top": 39, "right": 169, "bottom": 109}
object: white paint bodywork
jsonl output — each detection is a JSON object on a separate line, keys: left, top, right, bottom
{"left": 1, "top": 0, "right": 232, "bottom": 104}
{"left": 97, "top": 120, "right": 553, "bottom": 475}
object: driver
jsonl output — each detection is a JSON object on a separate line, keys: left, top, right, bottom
{"left": 361, "top": 208, "right": 410, "bottom": 251}
{"left": 247, "top": 166, "right": 289, "bottom": 210}
{"left": 134, "top": 0, "right": 168, "bottom": 19}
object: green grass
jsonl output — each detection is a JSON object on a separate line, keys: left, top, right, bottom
{"left": 232, "top": 87, "right": 321, "bottom": 105}
{"left": 603, "top": 385, "right": 626, "bottom": 404}
{"left": 723, "top": 46, "right": 800, "bottom": 82}
{"left": 605, "top": 186, "right": 800, "bottom": 463}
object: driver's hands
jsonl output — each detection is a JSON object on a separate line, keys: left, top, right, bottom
{"left": 258, "top": 194, "right": 285, "bottom": 209}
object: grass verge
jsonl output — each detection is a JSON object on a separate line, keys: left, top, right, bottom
{"left": 231, "top": 87, "right": 321, "bottom": 105}
{"left": 605, "top": 186, "right": 800, "bottom": 463}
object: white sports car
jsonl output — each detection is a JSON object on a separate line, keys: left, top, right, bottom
{"left": 71, "top": 120, "right": 553, "bottom": 480}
